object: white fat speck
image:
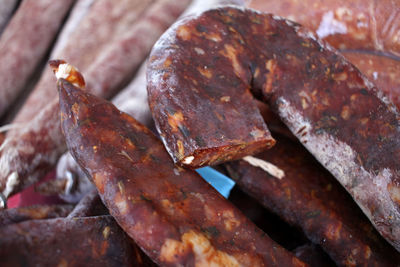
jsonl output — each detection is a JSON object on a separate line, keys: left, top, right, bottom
{"left": 316, "top": 11, "right": 347, "bottom": 39}
{"left": 373, "top": 71, "right": 378, "bottom": 80}
{"left": 3, "top": 171, "right": 19, "bottom": 198}
{"left": 194, "top": 47, "right": 205, "bottom": 55}
{"left": 243, "top": 156, "right": 285, "bottom": 179}
{"left": 361, "top": 74, "right": 375, "bottom": 89}
{"left": 55, "top": 63, "right": 72, "bottom": 80}
{"left": 182, "top": 156, "right": 195, "bottom": 165}
{"left": 277, "top": 97, "right": 400, "bottom": 246}
{"left": 272, "top": 15, "right": 284, "bottom": 21}
{"left": 285, "top": 19, "right": 295, "bottom": 27}
{"left": 297, "top": 27, "right": 318, "bottom": 42}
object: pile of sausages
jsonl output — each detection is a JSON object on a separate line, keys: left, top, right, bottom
{"left": 0, "top": 0, "right": 400, "bottom": 266}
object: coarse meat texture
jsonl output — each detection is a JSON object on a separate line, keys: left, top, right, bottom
{"left": 0, "top": 204, "right": 73, "bottom": 227}
{"left": 0, "top": 0, "right": 191, "bottom": 203}
{"left": 0, "top": 0, "right": 75, "bottom": 117}
{"left": 12, "top": 0, "right": 155, "bottom": 123}
{"left": 0, "top": 215, "right": 152, "bottom": 267}
{"left": 341, "top": 51, "right": 400, "bottom": 108}
{"left": 225, "top": 134, "right": 400, "bottom": 266}
{"left": 58, "top": 76, "right": 307, "bottom": 266}
{"left": 246, "top": 0, "right": 400, "bottom": 58}
{"left": 147, "top": 6, "right": 400, "bottom": 251}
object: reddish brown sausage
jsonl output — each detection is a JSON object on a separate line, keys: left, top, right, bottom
{"left": 0, "top": 0, "right": 191, "bottom": 203}
{"left": 12, "top": 0, "right": 154, "bottom": 123}
{"left": 0, "top": 204, "right": 73, "bottom": 227}
{"left": 58, "top": 69, "right": 307, "bottom": 266}
{"left": 247, "top": 0, "right": 400, "bottom": 57}
{"left": 225, "top": 135, "right": 400, "bottom": 266}
{"left": 0, "top": 0, "right": 18, "bottom": 35}
{"left": 0, "top": 0, "right": 75, "bottom": 117}
{"left": 341, "top": 51, "right": 400, "bottom": 108}
{"left": 147, "top": 6, "right": 400, "bottom": 251}
{"left": 0, "top": 215, "right": 152, "bottom": 267}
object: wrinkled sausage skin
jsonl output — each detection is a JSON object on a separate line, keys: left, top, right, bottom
{"left": 147, "top": 7, "right": 400, "bottom": 251}
{"left": 247, "top": 0, "right": 400, "bottom": 57}
{"left": 226, "top": 135, "right": 400, "bottom": 266}
{"left": 58, "top": 78, "right": 307, "bottom": 266}
{"left": 0, "top": 215, "right": 145, "bottom": 267}
{"left": 147, "top": 11, "right": 276, "bottom": 169}
{"left": 341, "top": 52, "right": 400, "bottom": 108}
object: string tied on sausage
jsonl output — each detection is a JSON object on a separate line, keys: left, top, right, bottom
{"left": 243, "top": 156, "right": 285, "bottom": 179}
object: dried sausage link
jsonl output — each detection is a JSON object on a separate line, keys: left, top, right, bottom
{"left": 0, "top": 215, "right": 151, "bottom": 266}
{"left": 247, "top": 0, "right": 400, "bottom": 58}
{"left": 226, "top": 135, "right": 400, "bottom": 266}
{"left": 147, "top": 6, "right": 400, "bottom": 251}
{"left": 58, "top": 72, "right": 307, "bottom": 266}
{"left": 0, "top": 204, "right": 73, "bottom": 227}
{"left": 0, "top": 0, "right": 191, "bottom": 203}
{"left": 0, "top": 0, "right": 75, "bottom": 117}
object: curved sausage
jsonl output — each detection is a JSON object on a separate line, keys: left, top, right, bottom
{"left": 226, "top": 135, "right": 400, "bottom": 265}
{"left": 247, "top": 0, "right": 400, "bottom": 58}
{"left": 147, "top": 6, "right": 400, "bottom": 251}
{"left": 57, "top": 65, "right": 307, "bottom": 266}
{"left": 54, "top": 0, "right": 246, "bottom": 204}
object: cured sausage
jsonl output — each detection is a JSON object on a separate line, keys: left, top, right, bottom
{"left": 0, "top": 215, "right": 151, "bottom": 267}
{"left": 257, "top": 52, "right": 400, "bottom": 142}
{"left": 247, "top": 0, "right": 400, "bottom": 57}
{"left": 225, "top": 135, "right": 400, "bottom": 265}
{"left": 341, "top": 51, "right": 400, "bottom": 108}
{"left": 12, "top": 0, "right": 154, "bottom": 123}
{"left": 53, "top": 0, "right": 246, "bottom": 204}
{"left": 0, "top": 0, "right": 18, "bottom": 35}
{"left": 55, "top": 63, "right": 150, "bottom": 203}
{"left": 0, "top": 0, "right": 75, "bottom": 117}
{"left": 57, "top": 65, "right": 307, "bottom": 266}
{"left": 0, "top": 0, "right": 191, "bottom": 204}
{"left": 147, "top": 6, "right": 400, "bottom": 251}
{"left": 0, "top": 204, "right": 73, "bottom": 227}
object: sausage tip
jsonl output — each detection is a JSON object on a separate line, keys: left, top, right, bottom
{"left": 49, "top": 59, "right": 85, "bottom": 89}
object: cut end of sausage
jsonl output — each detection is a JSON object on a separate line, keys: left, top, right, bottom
{"left": 176, "top": 138, "right": 276, "bottom": 168}
{"left": 49, "top": 59, "right": 85, "bottom": 89}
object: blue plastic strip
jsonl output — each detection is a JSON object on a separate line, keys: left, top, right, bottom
{"left": 195, "top": 167, "right": 235, "bottom": 198}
